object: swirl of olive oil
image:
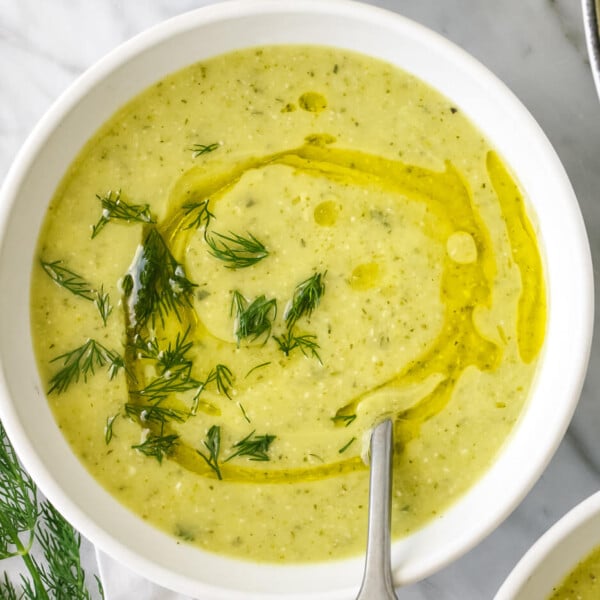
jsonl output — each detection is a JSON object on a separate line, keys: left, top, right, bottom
{"left": 122, "top": 138, "right": 546, "bottom": 482}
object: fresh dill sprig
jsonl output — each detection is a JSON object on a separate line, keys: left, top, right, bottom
{"left": 125, "top": 401, "right": 188, "bottom": 425}
{"left": 131, "top": 363, "right": 200, "bottom": 404}
{"left": 91, "top": 190, "right": 155, "bottom": 238}
{"left": 0, "top": 573, "right": 19, "bottom": 599}
{"left": 183, "top": 200, "right": 214, "bottom": 232}
{"left": 204, "top": 364, "right": 234, "bottom": 399}
{"left": 206, "top": 231, "right": 269, "bottom": 269}
{"left": 274, "top": 330, "right": 322, "bottom": 363}
{"left": 190, "top": 142, "right": 220, "bottom": 157}
{"left": 224, "top": 431, "right": 275, "bottom": 462}
{"left": 245, "top": 362, "right": 271, "bottom": 378}
{"left": 41, "top": 260, "right": 113, "bottom": 326}
{"left": 0, "top": 422, "right": 100, "bottom": 599}
{"left": 123, "top": 227, "right": 197, "bottom": 329}
{"left": 0, "top": 424, "right": 38, "bottom": 563}
{"left": 238, "top": 402, "right": 251, "bottom": 423}
{"left": 41, "top": 260, "right": 95, "bottom": 301}
{"left": 132, "top": 433, "right": 179, "bottom": 464}
{"left": 35, "top": 502, "right": 96, "bottom": 599}
{"left": 104, "top": 413, "right": 119, "bottom": 445}
{"left": 231, "top": 291, "right": 277, "bottom": 345}
{"left": 48, "top": 339, "right": 124, "bottom": 395}
{"left": 338, "top": 437, "right": 356, "bottom": 454}
{"left": 331, "top": 414, "right": 357, "bottom": 427}
{"left": 94, "top": 285, "right": 112, "bottom": 326}
{"left": 135, "top": 329, "right": 194, "bottom": 375}
{"left": 285, "top": 271, "right": 326, "bottom": 328}
{"left": 197, "top": 425, "right": 222, "bottom": 479}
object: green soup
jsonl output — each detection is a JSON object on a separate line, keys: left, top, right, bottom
{"left": 30, "top": 45, "right": 546, "bottom": 562}
{"left": 550, "top": 545, "right": 600, "bottom": 599}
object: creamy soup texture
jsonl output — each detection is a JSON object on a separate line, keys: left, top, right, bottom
{"left": 550, "top": 545, "right": 600, "bottom": 599}
{"left": 31, "top": 45, "right": 546, "bottom": 562}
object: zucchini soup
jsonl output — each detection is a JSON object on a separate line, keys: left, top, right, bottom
{"left": 549, "top": 545, "right": 600, "bottom": 599}
{"left": 30, "top": 45, "right": 546, "bottom": 563}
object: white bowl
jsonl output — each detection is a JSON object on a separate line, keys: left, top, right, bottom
{"left": 0, "top": 1, "right": 593, "bottom": 598}
{"left": 495, "top": 491, "right": 600, "bottom": 599}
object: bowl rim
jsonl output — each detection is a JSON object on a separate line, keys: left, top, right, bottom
{"left": 0, "top": 0, "right": 594, "bottom": 598}
{"left": 494, "top": 491, "right": 600, "bottom": 599}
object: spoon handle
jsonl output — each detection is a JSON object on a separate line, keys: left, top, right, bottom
{"left": 356, "top": 419, "right": 399, "bottom": 600}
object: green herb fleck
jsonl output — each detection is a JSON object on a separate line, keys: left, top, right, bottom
{"left": 331, "top": 414, "right": 357, "bottom": 427}
{"left": 238, "top": 402, "right": 251, "bottom": 423}
{"left": 244, "top": 362, "right": 271, "bottom": 378}
{"left": 190, "top": 142, "right": 220, "bottom": 157}
{"left": 338, "top": 437, "right": 356, "bottom": 454}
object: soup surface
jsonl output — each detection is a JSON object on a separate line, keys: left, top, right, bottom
{"left": 550, "top": 544, "right": 600, "bottom": 599}
{"left": 31, "top": 45, "right": 546, "bottom": 562}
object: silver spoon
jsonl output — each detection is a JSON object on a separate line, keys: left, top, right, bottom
{"left": 356, "top": 418, "right": 399, "bottom": 600}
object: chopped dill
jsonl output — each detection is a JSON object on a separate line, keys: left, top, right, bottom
{"left": 190, "top": 142, "right": 220, "bottom": 157}
{"left": 40, "top": 260, "right": 95, "bottom": 301}
{"left": 135, "top": 329, "right": 194, "bottom": 375}
{"left": 131, "top": 363, "right": 200, "bottom": 404}
{"left": 284, "top": 271, "right": 326, "bottom": 328}
{"left": 40, "top": 259, "right": 112, "bottom": 326}
{"left": 338, "top": 437, "right": 356, "bottom": 454}
{"left": 244, "top": 362, "right": 271, "bottom": 378}
{"left": 124, "top": 401, "right": 188, "bottom": 425}
{"left": 123, "top": 227, "right": 196, "bottom": 330}
{"left": 274, "top": 330, "right": 321, "bottom": 363}
{"left": 47, "top": 339, "right": 124, "bottom": 395}
{"left": 206, "top": 231, "right": 268, "bottom": 269}
{"left": 104, "top": 413, "right": 119, "bottom": 445}
{"left": 225, "top": 431, "right": 276, "bottom": 462}
{"left": 231, "top": 291, "right": 277, "bottom": 345}
{"left": 197, "top": 425, "right": 222, "bottom": 479}
{"left": 94, "top": 285, "right": 112, "bottom": 326}
{"left": 331, "top": 414, "right": 357, "bottom": 427}
{"left": 132, "top": 433, "right": 179, "bottom": 464}
{"left": 182, "top": 199, "right": 214, "bottom": 232}
{"left": 204, "top": 364, "right": 234, "bottom": 399}
{"left": 91, "top": 189, "right": 155, "bottom": 238}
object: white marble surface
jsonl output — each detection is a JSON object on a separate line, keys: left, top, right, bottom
{"left": 1, "top": 1, "right": 600, "bottom": 599}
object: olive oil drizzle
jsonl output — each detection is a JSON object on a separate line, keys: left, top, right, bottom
{"left": 112, "top": 140, "right": 545, "bottom": 482}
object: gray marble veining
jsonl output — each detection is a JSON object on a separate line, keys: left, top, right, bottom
{"left": 1, "top": 1, "right": 599, "bottom": 599}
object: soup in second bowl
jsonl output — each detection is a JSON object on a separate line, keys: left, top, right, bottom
{"left": 549, "top": 544, "right": 600, "bottom": 599}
